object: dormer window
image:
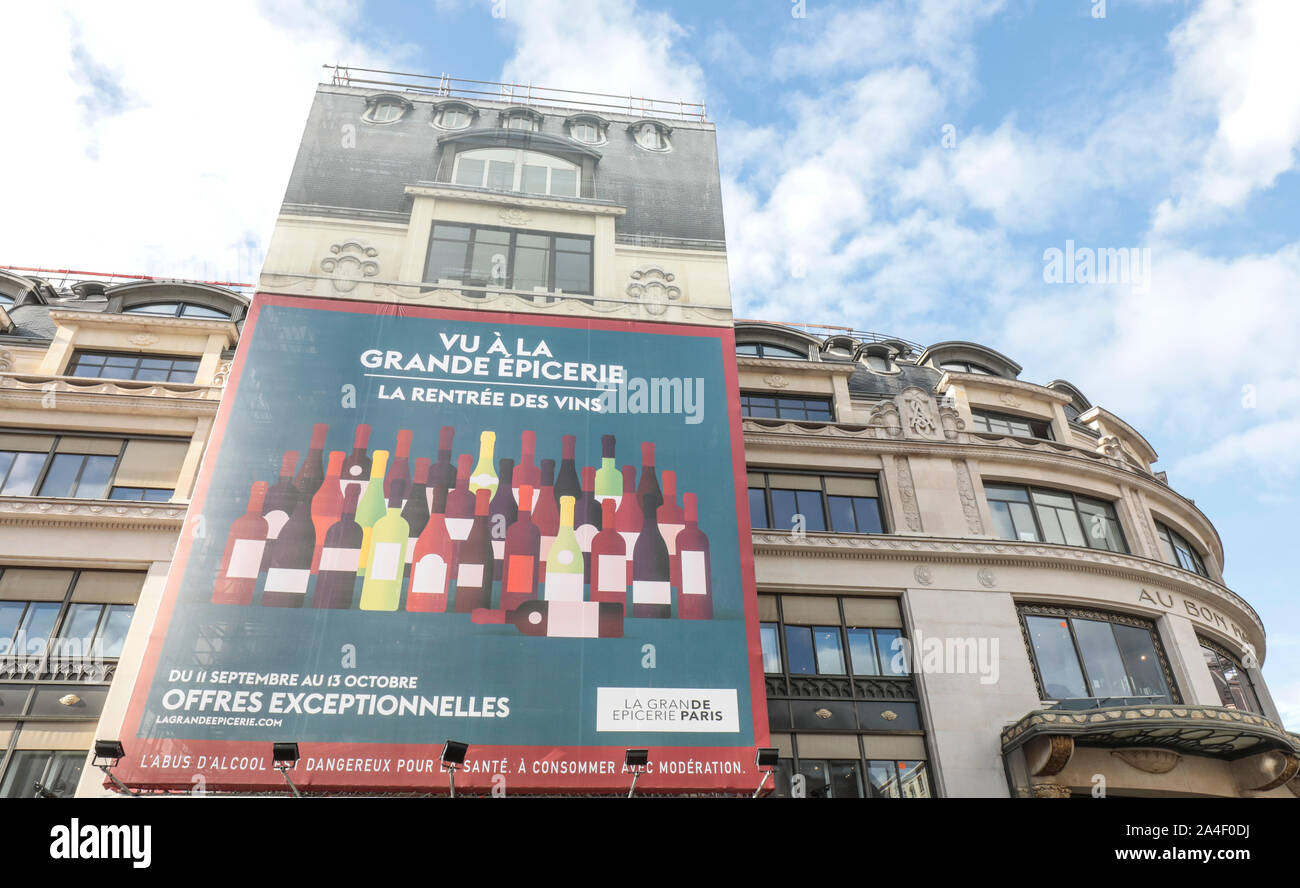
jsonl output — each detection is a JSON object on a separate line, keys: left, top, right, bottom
{"left": 362, "top": 94, "right": 411, "bottom": 125}
{"left": 124, "top": 302, "right": 230, "bottom": 319}
{"left": 452, "top": 148, "right": 579, "bottom": 198}
{"left": 565, "top": 115, "right": 608, "bottom": 145}
{"left": 736, "top": 342, "right": 808, "bottom": 360}
{"left": 500, "top": 108, "right": 542, "bottom": 133}
{"left": 630, "top": 120, "right": 672, "bottom": 152}
{"left": 433, "top": 103, "right": 475, "bottom": 130}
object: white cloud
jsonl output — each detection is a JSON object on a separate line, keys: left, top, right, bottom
{"left": 0, "top": 0, "right": 402, "bottom": 282}
{"left": 1154, "top": 0, "right": 1300, "bottom": 231}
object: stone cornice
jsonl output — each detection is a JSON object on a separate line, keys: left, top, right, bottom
{"left": 404, "top": 184, "right": 627, "bottom": 216}
{"left": 0, "top": 374, "right": 222, "bottom": 413}
{"left": 936, "top": 370, "right": 1074, "bottom": 405}
{"left": 46, "top": 309, "right": 239, "bottom": 344}
{"left": 736, "top": 356, "right": 855, "bottom": 375}
{"left": 1078, "top": 405, "right": 1159, "bottom": 464}
{"left": 749, "top": 530, "right": 1264, "bottom": 643}
{"left": 740, "top": 419, "right": 1219, "bottom": 555}
{"left": 0, "top": 495, "right": 188, "bottom": 530}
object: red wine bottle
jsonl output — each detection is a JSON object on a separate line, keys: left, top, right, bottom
{"left": 385, "top": 428, "right": 413, "bottom": 500}
{"left": 575, "top": 465, "right": 601, "bottom": 582}
{"left": 509, "top": 600, "right": 623, "bottom": 638}
{"left": 294, "top": 423, "right": 329, "bottom": 499}
{"left": 314, "top": 485, "right": 362, "bottom": 609}
{"left": 658, "top": 469, "right": 686, "bottom": 561}
{"left": 311, "top": 450, "right": 346, "bottom": 572}
{"left": 213, "top": 481, "right": 269, "bottom": 605}
{"left": 675, "top": 492, "right": 713, "bottom": 620}
{"left": 631, "top": 490, "right": 671, "bottom": 618}
{"left": 430, "top": 425, "right": 456, "bottom": 510}
{"left": 554, "top": 434, "right": 581, "bottom": 507}
{"left": 589, "top": 498, "right": 627, "bottom": 607}
{"left": 260, "top": 450, "right": 300, "bottom": 570}
{"left": 454, "top": 488, "right": 494, "bottom": 612}
{"left": 408, "top": 472, "right": 452, "bottom": 613}
{"left": 340, "top": 423, "right": 372, "bottom": 500}
{"left": 402, "top": 457, "right": 431, "bottom": 564}
{"left": 637, "top": 441, "right": 661, "bottom": 506}
{"left": 263, "top": 482, "right": 316, "bottom": 607}
{"left": 615, "top": 464, "right": 641, "bottom": 583}
{"left": 501, "top": 483, "right": 540, "bottom": 611}
{"left": 444, "top": 453, "right": 475, "bottom": 543}
{"left": 514, "top": 430, "right": 540, "bottom": 504}
{"left": 533, "top": 458, "right": 559, "bottom": 582}
{"left": 490, "top": 457, "right": 517, "bottom": 572}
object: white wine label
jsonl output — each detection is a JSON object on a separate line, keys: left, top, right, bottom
{"left": 445, "top": 517, "right": 473, "bottom": 541}
{"left": 660, "top": 524, "right": 685, "bottom": 556}
{"left": 265, "top": 568, "right": 309, "bottom": 594}
{"left": 618, "top": 531, "right": 639, "bottom": 551}
{"left": 575, "top": 524, "right": 598, "bottom": 552}
{"left": 319, "top": 546, "right": 360, "bottom": 573}
{"left": 546, "top": 601, "right": 600, "bottom": 637}
{"left": 226, "top": 539, "right": 265, "bottom": 579}
{"left": 469, "top": 473, "right": 498, "bottom": 491}
{"left": 544, "top": 571, "right": 583, "bottom": 602}
{"left": 370, "top": 542, "right": 402, "bottom": 581}
{"left": 597, "top": 555, "right": 626, "bottom": 592}
{"left": 264, "top": 510, "right": 290, "bottom": 538}
{"left": 596, "top": 688, "right": 740, "bottom": 733}
{"left": 632, "top": 580, "right": 671, "bottom": 605}
{"left": 457, "top": 562, "right": 484, "bottom": 587}
{"left": 491, "top": 539, "right": 505, "bottom": 560}
{"left": 681, "top": 550, "right": 707, "bottom": 595}
{"left": 556, "top": 549, "right": 575, "bottom": 566}
{"left": 406, "top": 536, "right": 418, "bottom": 563}
{"left": 412, "top": 554, "right": 448, "bottom": 594}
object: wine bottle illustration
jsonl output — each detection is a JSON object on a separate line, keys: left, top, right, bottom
{"left": 501, "top": 483, "right": 541, "bottom": 611}
{"left": 385, "top": 428, "right": 413, "bottom": 500}
{"left": 631, "top": 490, "right": 671, "bottom": 618}
{"left": 339, "top": 423, "right": 372, "bottom": 500}
{"left": 294, "top": 423, "right": 329, "bottom": 499}
{"left": 675, "top": 492, "right": 713, "bottom": 620}
{"left": 594, "top": 434, "right": 621, "bottom": 505}
{"left": 360, "top": 480, "right": 410, "bottom": 612}
{"left": 533, "top": 458, "right": 559, "bottom": 583}
{"left": 402, "top": 457, "right": 431, "bottom": 565}
{"left": 315, "top": 485, "right": 363, "bottom": 609}
{"left": 430, "top": 425, "right": 456, "bottom": 510}
{"left": 509, "top": 600, "right": 623, "bottom": 638}
{"left": 544, "top": 495, "right": 584, "bottom": 602}
{"left": 589, "top": 498, "right": 627, "bottom": 607}
{"left": 658, "top": 470, "right": 686, "bottom": 558}
{"left": 408, "top": 471, "right": 453, "bottom": 613}
{"left": 264, "top": 482, "right": 316, "bottom": 607}
{"left": 489, "top": 457, "right": 517, "bottom": 572}
{"left": 454, "top": 488, "right": 494, "bottom": 612}
{"left": 355, "top": 449, "right": 390, "bottom": 577}
{"left": 213, "top": 481, "right": 269, "bottom": 605}
{"left": 469, "top": 430, "right": 498, "bottom": 497}
{"left": 514, "top": 429, "right": 540, "bottom": 504}
{"left": 260, "top": 450, "right": 300, "bottom": 571}
{"left": 310, "top": 450, "right": 346, "bottom": 572}
{"left": 554, "top": 434, "right": 581, "bottom": 507}
{"left": 615, "top": 464, "right": 641, "bottom": 584}
{"left": 444, "top": 453, "right": 475, "bottom": 543}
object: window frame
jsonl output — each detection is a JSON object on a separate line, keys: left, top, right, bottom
{"left": 1156, "top": 521, "right": 1209, "bottom": 577}
{"left": 422, "top": 223, "right": 594, "bottom": 297}
{"left": 1017, "top": 604, "right": 1180, "bottom": 705}
{"left": 1198, "top": 637, "right": 1262, "bottom": 715}
{"left": 735, "top": 341, "right": 809, "bottom": 360}
{"left": 740, "top": 393, "right": 835, "bottom": 422}
{"left": 0, "top": 568, "right": 138, "bottom": 672}
{"left": 984, "top": 481, "right": 1128, "bottom": 553}
{"left": 748, "top": 469, "right": 886, "bottom": 536}
{"left": 66, "top": 350, "right": 202, "bottom": 384}
{"left": 451, "top": 147, "right": 580, "bottom": 198}
{"left": 0, "top": 749, "right": 86, "bottom": 799}
{"left": 0, "top": 429, "right": 186, "bottom": 501}
{"left": 122, "top": 301, "right": 231, "bottom": 319}
{"left": 971, "top": 408, "right": 1055, "bottom": 440}
{"left": 940, "top": 360, "right": 997, "bottom": 375}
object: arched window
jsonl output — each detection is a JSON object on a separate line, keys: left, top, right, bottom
{"left": 124, "top": 302, "right": 230, "bottom": 319}
{"left": 736, "top": 342, "right": 808, "bottom": 360}
{"left": 452, "top": 148, "right": 579, "bottom": 198}
{"left": 433, "top": 103, "right": 474, "bottom": 130}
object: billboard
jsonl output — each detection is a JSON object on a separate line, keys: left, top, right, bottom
{"left": 115, "top": 293, "right": 767, "bottom": 794}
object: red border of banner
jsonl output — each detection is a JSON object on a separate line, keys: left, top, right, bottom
{"left": 110, "top": 293, "right": 769, "bottom": 794}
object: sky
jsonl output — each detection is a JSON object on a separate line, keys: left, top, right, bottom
{"left": 2, "top": 0, "right": 1298, "bottom": 729}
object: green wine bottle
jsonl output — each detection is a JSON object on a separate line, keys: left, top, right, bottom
{"left": 360, "top": 480, "right": 410, "bottom": 611}
{"left": 544, "top": 495, "right": 584, "bottom": 601}
{"left": 356, "top": 449, "right": 389, "bottom": 577}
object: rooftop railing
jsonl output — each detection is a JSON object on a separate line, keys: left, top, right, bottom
{"left": 324, "top": 65, "right": 708, "bottom": 122}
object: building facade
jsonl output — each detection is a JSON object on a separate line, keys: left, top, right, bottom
{"left": 3, "top": 70, "right": 1292, "bottom": 798}
{"left": 0, "top": 269, "right": 247, "bottom": 797}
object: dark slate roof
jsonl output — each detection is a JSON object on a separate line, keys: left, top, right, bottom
{"left": 847, "top": 361, "right": 943, "bottom": 399}
{"left": 280, "top": 86, "right": 727, "bottom": 244}
{"left": 4, "top": 303, "right": 60, "bottom": 340}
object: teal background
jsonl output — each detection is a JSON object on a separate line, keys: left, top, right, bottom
{"left": 139, "top": 300, "right": 755, "bottom": 747}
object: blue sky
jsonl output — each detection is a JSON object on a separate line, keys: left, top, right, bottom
{"left": 4, "top": 0, "right": 1298, "bottom": 727}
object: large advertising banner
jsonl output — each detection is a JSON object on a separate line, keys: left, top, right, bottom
{"left": 115, "top": 293, "right": 767, "bottom": 793}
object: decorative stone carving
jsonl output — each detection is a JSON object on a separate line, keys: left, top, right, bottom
{"left": 0, "top": 350, "right": 13, "bottom": 372}
{"left": 913, "top": 565, "right": 933, "bottom": 585}
{"left": 213, "top": 361, "right": 233, "bottom": 387}
{"left": 128, "top": 333, "right": 159, "bottom": 347}
{"left": 977, "top": 567, "right": 996, "bottom": 588}
{"left": 320, "top": 241, "right": 380, "bottom": 293}
{"left": 880, "top": 710, "right": 898, "bottom": 721}
{"left": 1025, "top": 735, "right": 1075, "bottom": 776}
{"left": 1096, "top": 434, "right": 1123, "bottom": 459}
{"left": 1031, "top": 782, "right": 1073, "bottom": 798}
{"left": 814, "top": 708, "right": 833, "bottom": 720}
{"left": 625, "top": 266, "right": 681, "bottom": 316}
{"left": 867, "top": 401, "right": 902, "bottom": 438}
{"left": 938, "top": 404, "right": 965, "bottom": 441}
{"left": 1111, "top": 748, "right": 1181, "bottom": 775}
{"left": 998, "top": 391, "right": 1022, "bottom": 408}
{"left": 497, "top": 208, "right": 532, "bottom": 226}
{"left": 892, "top": 455, "right": 922, "bottom": 531}
{"left": 900, "top": 387, "right": 939, "bottom": 438}
{"left": 763, "top": 374, "right": 789, "bottom": 389}
{"left": 952, "top": 459, "right": 984, "bottom": 533}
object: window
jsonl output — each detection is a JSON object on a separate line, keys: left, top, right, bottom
{"left": 123, "top": 301, "right": 230, "bottom": 319}
{"left": 0, "top": 293, "right": 14, "bottom": 307}
{"left": 424, "top": 224, "right": 592, "bottom": 296}
{"left": 434, "top": 105, "right": 472, "bottom": 129}
{"left": 367, "top": 101, "right": 404, "bottom": 123}
{"left": 0, "top": 750, "right": 85, "bottom": 798}
{"left": 940, "top": 360, "right": 995, "bottom": 375}
{"left": 985, "top": 483, "right": 1127, "bottom": 553}
{"left": 971, "top": 409, "right": 1054, "bottom": 440}
{"left": 748, "top": 472, "right": 884, "bottom": 535}
{"left": 0, "top": 433, "right": 188, "bottom": 500}
{"left": 735, "top": 342, "right": 808, "bottom": 360}
{"left": 740, "top": 394, "right": 833, "bottom": 421}
{"left": 1156, "top": 522, "right": 1209, "bottom": 577}
{"left": 632, "top": 121, "right": 671, "bottom": 151}
{"left": 864, "top": 354, "right": 894, "bottom": 372}
{"left": 67, "top": 350, "right": 200, "bottom": 383}
{"left": 569, "top": 120, "right": 602, "bottom": 144}
{"left": 502, "top": 112, "right": 539, "bottom": 132}
{"left": 1200, "top": 640, "right": 1262, "bottom": 714}
{"left": 1019, "top": 605, "right": 1176, "bottom": 704}
{"left": 0, "top": 598, "right": 134, "bottom": 661}
{"left": 452, "top": 148, "right": 579, "bottom": 198}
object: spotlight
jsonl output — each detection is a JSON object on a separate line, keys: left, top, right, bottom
{"left": 92, "top": 740, "right": 137, "bottom": 796}
{"left": 752, "top": 747, "right": 779, "bottom": 798}
{"left": 273, "top": 742, "right": 301, "bottom": 798}
{"left": 442, "top": 740, "right": 469, "bottom": 798}
{"left": 624, "top": 748, "right": 649, "bottom": 798}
